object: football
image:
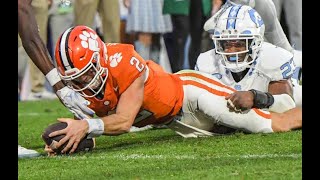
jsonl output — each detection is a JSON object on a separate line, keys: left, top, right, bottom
{"left": 42, "top": 122, "right": 94, "bottom": 154}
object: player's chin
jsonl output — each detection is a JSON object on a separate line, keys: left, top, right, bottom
{"left": 42, "top": 122, "right": 95, "bottom": 155}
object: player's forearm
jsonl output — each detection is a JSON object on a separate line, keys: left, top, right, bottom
{"left": 85, "top": 74, "right": 145, "bottom": 137}
{"left": 268, "top": 80, "right": 294, "bottom": 98}
{"left": 265, "top": 80, "right": 295, "bottom": 113}
{"left": 83, "top": 114, "right": 134, "bottom": 138}
{"left": 83, "top": 100, "right": 140, "bottom": 137}
{"left": 20, "top": 33, "right": 64, "bottom": 91}
{"left": 101, "top": 114, "right": 134, "bottom": 135}
{"left": 18, "top": 1, "right": 53, "bottom": 75}
{"left": 18, "top": 0, "right": 64, "bottom": 92}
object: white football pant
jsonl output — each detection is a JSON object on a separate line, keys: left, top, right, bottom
{"left": 176, "top": 70, "right": 273, "bottom": 133}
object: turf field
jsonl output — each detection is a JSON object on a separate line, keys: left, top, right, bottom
{"left": 18, "top": 100, "right": 302, "bottom": 180}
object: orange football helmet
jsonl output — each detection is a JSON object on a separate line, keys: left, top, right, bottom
{"left": 55, "top": 25, "right": 108, "bottom": 97}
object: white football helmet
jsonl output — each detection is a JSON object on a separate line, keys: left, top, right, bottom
{"left": 212, "top": 5, "right": 265, "bottom": 73}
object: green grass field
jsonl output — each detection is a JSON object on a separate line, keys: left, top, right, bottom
{"left": 18, "top": 100, "right": 302, "bottom": 180}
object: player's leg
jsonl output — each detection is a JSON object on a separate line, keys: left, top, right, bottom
{"left": 99, "top": 0, "right": 120, "bottom": 43}
{"left": 198, "top": 91, "right": 274, "bottom": 133}
{"left": 177, "top": 70, "right": 273, "bottom": 133}
{"left": 270, "top": 107, "right": 302, "bottom": 132}
{"left": 177, "top": 70, "right": 233, "bottom": 130}
{"left": 255, "top": 0, "right": 294, "bottom": 53}
{"left": 73, "top": 0, "right": 98, "bottom": 28}
{"left": 283, "top": 0, "right": 302, "bottom": 50}
{"left": 176, "top": 70, "right": 301, "bottom": 134}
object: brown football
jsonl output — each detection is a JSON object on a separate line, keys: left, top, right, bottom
{"left": 42, "top": 122, "right": 94, "bottom": 154}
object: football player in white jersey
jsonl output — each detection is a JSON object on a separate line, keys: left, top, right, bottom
{"left": 194, "top": 5, "right": 301, "bottom": 126}
{"left": 205, "top": 0, "right": 302, "bottom": 79}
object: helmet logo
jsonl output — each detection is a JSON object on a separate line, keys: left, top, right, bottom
{"left": 226, "top": 5, "right": 241, "bottom": 29}
{"left": 79, "top": 30, "right": 100, "bottom": 53}
{"left": 109, "top": 53, "right": 123, "bottom": 67}
{"left": 248, "top": 9, "right": 264, "bottom": 27}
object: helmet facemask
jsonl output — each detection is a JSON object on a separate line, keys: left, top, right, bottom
{"left": 213, "top": 29, "right": 263, "bottom": 73}
{"left": 61, "top": 51, "right": 108, "bottom": 98}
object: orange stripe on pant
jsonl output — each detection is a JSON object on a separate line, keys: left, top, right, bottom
{"left": 178, "top": 72, "right": 236, "bottom": 92}
{"left": 180, "top": 73, "right": 271, "bottom": 119}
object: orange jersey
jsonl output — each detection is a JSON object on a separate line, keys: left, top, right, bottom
{"left": 86, "top": 43, "right": 184, "bottom": 126}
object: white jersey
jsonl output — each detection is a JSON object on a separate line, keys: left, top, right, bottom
{"left": 195, "top": 42, "right": 301, "bottom": 107}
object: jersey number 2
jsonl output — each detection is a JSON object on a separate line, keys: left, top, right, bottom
{"left": 130, "top": 57, "right": 145, "bottom": 72}
{"left": 281, "top": 58, "right": 295, "bottom": 79}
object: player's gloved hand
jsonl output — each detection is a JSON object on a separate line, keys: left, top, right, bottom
{"left": 56, "top": 86, "right": 95, "bottom": 119}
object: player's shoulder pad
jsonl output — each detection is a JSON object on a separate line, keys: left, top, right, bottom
{"left": 255, "top": 42, "right": 294, "bottom": 80}
{"left": 195, "top": 49, "right": 220, "bottom": 73}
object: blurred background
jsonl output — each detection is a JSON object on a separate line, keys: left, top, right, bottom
{"left": 18, "top": 0, "right": 301, "bottom": 101}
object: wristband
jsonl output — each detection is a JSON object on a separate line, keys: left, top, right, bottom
{"left": 249, "top": 89, "right": 274, "bottom": 109}
{"left": 45, "top": 68, "right": 61, "bottom": 86}
{"left": 84, "top": 118, "right": 104, "bottom": 138}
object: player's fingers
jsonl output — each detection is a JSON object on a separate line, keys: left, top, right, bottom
{"left": 55, "top": 135, "right": 70, "bottom": 149}
{"left": 77, "top": 102, "right": 95, "bottom": 116}
{"left": 48, "top": 129, "right": 65, "bottom": 137}
{"left": 61, "top": 137, "right": 76, "bottom": 154}
{"left": 234, "top": 106, "right": 242, "bottom": 113}
{"left": 72, "top": 93, "right": 95, "bottom": 116}
{"left": 227, "top": 99, "right": 235, "bottom": 109}
{"left": 57, "top": 118, "right": 72, "bottom": 123}
{"left": 69, "top": 139, "right": 80, "bottom": 154}
{"left": 44, "top": 145, "right": 54, "bottom": 153}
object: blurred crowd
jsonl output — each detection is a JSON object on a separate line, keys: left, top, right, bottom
{"left": 18, "top": 0, "right": 302, "bottom": 101}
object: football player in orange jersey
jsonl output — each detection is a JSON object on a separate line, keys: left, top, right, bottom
{"left": 18, "top": 0, "right": 94, "bottom": 158}
{"left": 47, "top": 25, "right": 301, "bottom": 154}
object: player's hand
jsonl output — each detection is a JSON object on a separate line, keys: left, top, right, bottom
{"left": 49, "top": 118, "right": 89, "bottom": 154}
{"left": 56, "top": 86, "right": 95, "bottom": 119}
{"left": 225, "top": 91, "right": 254, "bottom": 112}
{"left": 44, "top": 145, "right": 56, "bottom": 157}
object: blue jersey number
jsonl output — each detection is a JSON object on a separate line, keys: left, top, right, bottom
{"left": 280, "top": 58, "right": 295, "bottom": 79}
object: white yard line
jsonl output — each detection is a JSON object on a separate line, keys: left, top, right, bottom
{"left": 44, "top": 153, "right": 301, "bottom": 160}
{"left": 113, "top": 153, "right": 302, "bottom": 160}
{"left": 18, "top": 112, "right": 41, "bottom": 116}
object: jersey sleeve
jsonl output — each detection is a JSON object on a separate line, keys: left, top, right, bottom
{"left": 257, "top": 44, "right": 295, "bottom": 81}
{"left": 107, "top": 43, "right": 147, "bottom": 94}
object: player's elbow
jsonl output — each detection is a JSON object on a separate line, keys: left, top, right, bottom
{"left": 113, "top": 121, "right": 133, "bottom": 135}
{"left": 120, "top": 123, "right": 132, "bottom": 133}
